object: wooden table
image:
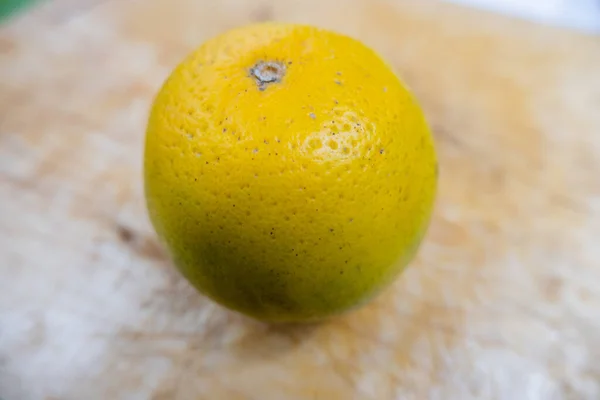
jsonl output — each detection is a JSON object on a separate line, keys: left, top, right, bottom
{"left": 1, "top": 0, "right": 599, "bottom": 399}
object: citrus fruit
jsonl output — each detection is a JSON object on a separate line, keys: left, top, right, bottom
{"left": 144, "top": 23, "right": 437, "bottom": 323}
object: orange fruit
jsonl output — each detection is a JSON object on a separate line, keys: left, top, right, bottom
{"left": 144, "top": 23, "right": 437, "bottom": 322}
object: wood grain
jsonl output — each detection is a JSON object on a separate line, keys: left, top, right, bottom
{"left": 1, "top": 0, "right": 600, "bottom": 399}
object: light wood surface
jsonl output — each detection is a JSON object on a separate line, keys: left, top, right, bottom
{"left": 1, "top": 0, "right": 600, "bottom": 399}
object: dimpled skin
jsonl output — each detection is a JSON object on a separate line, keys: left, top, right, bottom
{"left": 144, "top": 23, "right": 437, "bottom": 323}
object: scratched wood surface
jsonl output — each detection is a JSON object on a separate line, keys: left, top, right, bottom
{"left": 1, "top": 0, "right": 600, "bottom": 399}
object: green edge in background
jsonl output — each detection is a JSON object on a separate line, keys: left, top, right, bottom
{"left": 0, "top": 0, "right": 39, "bottom": 23}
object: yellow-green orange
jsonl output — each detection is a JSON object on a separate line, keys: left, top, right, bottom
{"left": 144, "top": 23, "right": 437, "bottom": 322}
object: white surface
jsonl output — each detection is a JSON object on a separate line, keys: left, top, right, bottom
{"left": 446, "top": 0, "right": 600, "bottom": 32}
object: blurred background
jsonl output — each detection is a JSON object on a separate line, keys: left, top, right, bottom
{"left": 4, "top": 0, "right": 600, "bottom": 31}
{"left": 449, "top": 0, "right": 600, "bottom": 32}
{"left": 1, "top": 1, "right": 599, "bottom": 399}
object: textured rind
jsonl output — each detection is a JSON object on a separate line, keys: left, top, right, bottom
{"left": 144, "top": 23, "right": 437, "bottom": 322}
